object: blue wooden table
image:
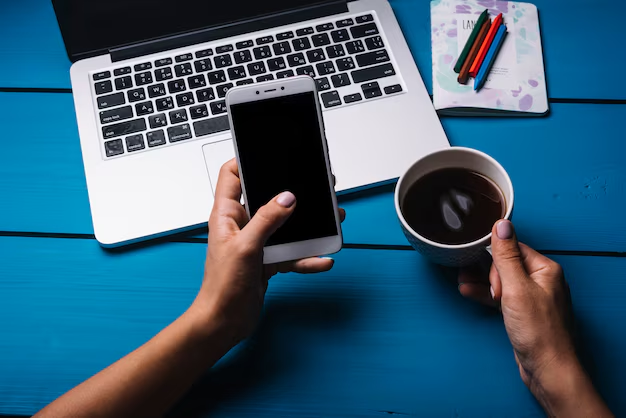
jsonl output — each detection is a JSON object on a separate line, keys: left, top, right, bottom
{"left": 1, "top": 0, "right": 625, "bottom": 416}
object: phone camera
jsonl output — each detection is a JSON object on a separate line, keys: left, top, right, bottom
{"left": 256, "top": 91, "right": 260, "bottom": 95}
{"left": 281, "top": 86, "right": 285, "bottom": 90}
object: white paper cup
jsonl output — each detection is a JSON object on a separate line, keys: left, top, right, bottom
{"left": 394, "top": 147, "right": 514, "bottom": 267}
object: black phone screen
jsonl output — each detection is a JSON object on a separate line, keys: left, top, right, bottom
{"left": 229, "top": 92, "right": 338, "bottom": 246}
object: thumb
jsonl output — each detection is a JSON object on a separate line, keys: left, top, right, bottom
{"left": 243, "top": 191, "right": 296, "bottom": 245}
{"left": 491, "top": 220, "right": 528, "bottom": 288}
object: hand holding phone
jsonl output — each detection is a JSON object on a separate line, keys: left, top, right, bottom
{"left": 226, "top": 76, "right": 343, "bottom": 264}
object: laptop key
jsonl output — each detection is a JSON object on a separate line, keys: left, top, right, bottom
{"left": 176, "top": 92, "right": 195, "bottom": 107}
{"left": 236, "top": 78, "right": 254, "bottom": 85}
{"left": 356, "top": 49, "right": 390, "bottom": 67}
{"left": 216, "top": 45, "right": 234, "bottom": 53}
{"left": 149, "top": 114, "right": 168, "bottom": 128}
{"left": 94, "top": 80, "right": 113, "bottom": 95}
{"left": 236, "top": 40, "right": 254, "bottom": 49}
{"left": 316, "top": 23, "right": 334, "bottom": 32}
{"left": 128, "top": 88, "right": 146, "bottom": 102}
{"left": 134, "top": 62, "right": 152, "bottom": 71}
{"left": 93, "top": 71, "right": 111, "bottom": 81}
{"left": 193, "top": 115, "right": 230, "bottom": 137}
{"left": 190, "top": 104, "right": 209, "bottom": 120}
{"left": 336, "top": 18, "right": 354, "bottom": 27}
{"left": 168, "top": 79, "right": 186, "bottom": 94}
{"left": 365, "top": 36, "right": 385, "bottom": 50}
{"left": 331, "top": 29, "right": 350, "bottom": 43}
{"left": 268, "top": 57, "right": 287, "bottom": 72}
{"left": 97, "top": 92, "right": 126, "bottom": 109}
{"left": 316, "top": 61, "right": 336, "bottom": 76}
{"left": 253, "top": 46, "right": 272, "bottom": 60}
{"left": 100, "top": 106, "right": 133, "bottom": 124}
{"left": 287, "top": 53, "right": 306, "bottom": 67}
{"left": 356, "top": 14, "right": 374, "bottom": 24}
{"left": 234, "top": 50, "right": 253, "bottom": 64}
{"left": 331, "top": 73, "right": 351, "bottom": 88}
{"left": 276, "top": 70, "right": 295, "bottom": 78}
{"left": 207, "top": 70, "right": 227, "bottom": 85}
{"left": 210, "top": 100, "right": 227, "bottom": 115}
{"left": 307, "top": 49, "right": 326, "bottom": 63}
{"left": 167, "top": 123, "right": 192, "bottom": 143}
{"left": 155, "top": 58, "right": 173, "bottom": 67}
{"left": 256, "top": 35, "right": 274, "bottom": 45}
{"left": 216, "top": 83, "right": 234, "bottom": 98}
{"left": 104, "top": 139, "right": 124, "bottom": 157}
{"left": 135, "top": 72, "right": 153, "bottom": 86}
{"left": 228, "top": 66, "right": 247, "bottom": 80}
{"left": 256, "top": 74, "right": 274, "bottom": 82}
{"left": 344, "top": 92, "right": 363, "bottom": 103}
{"left": 147, "top": 130, "right": 167, "bottom": 147}
{"left": 350, "top": 23, "right": 379, "bottom": 39}
{"left": 155, "top": 67, "right": 174, "bottom": 81}
{"left": 169, "top": 109, "right": 188, "bottom": 124}
{"left": 315, "top": 77, "right": 331, "bottom": 91}
{"left": 296, "top": 27, "right": 314, "bottom": 36}
{"left": 188, "top": 74, "right": 207, "bottom": 89}
{"left": 214, "top": 54, "right": 232, "bottom": 69}
{"left": 321, "top": 91, "right": 342, "bottom": 108}
{"left": 175, "top": 53, "right": 193, "bottom": 62}
{"left": 135, "top": 101, "right": 154, "bottom": 116}
{"left": 102, "top": 118, "right": 147, "bottom": 139}
{"left": 174, "top": 63, "right": 193, "bottom": 77}
{"left": 346, "top": 40, "right": 366, "bottom": 54}
{"left": 195, "top": 49, "right": 213, "bottom": 58}
{"left": 273, "top": 42, "right": 292, "bottom": 56}
{"left": 114, "top": 67, "right": 131, "bottom": 76}
{"left": 156, "top": 97, "right": 175, "bottom": 111}
{"left": 326, "top": 44, "right": 346, "bottom": 59}
{"left": 292, "top": 37, "right": 312, "bottom": 51}
{"left": 125, "top": 134, "right": 145, "bottom": 152}
{"left": 351, "top": 63, "right": 395, "bottom": 83}
{"left": 336, "top": 57, "right": 356, "bottom": 71}
{"left": 196, "top": 87, "right": 216, "bottom": 102}
{"left": 148, "top": 83, "right": 166, "bottom": 98}
{"left": 276, "top": 31, "right": 294, "bottom": 40}
{"left": 296, "top": 66, "right": 315, "bottom": 78}
{"left": 384, "top": 84, "right": 403, "bottom": 94}
{"left": 361, "top": 81, "right": 382, "bottom": 98}
{"left": 194, "top": 59, "right": 212, "bottom": 73}
{"left": 312, "top": 33, "right": 331, "bottom": 47}
{"left": 115, "top": 76, "right": 133, "bottom": 90}
{"left": 247, "top": 62, "right": 267, "bottom": 76}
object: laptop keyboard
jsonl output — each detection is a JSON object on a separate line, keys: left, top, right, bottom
{"left": 91, "top": 12, "right": 405, "bottom": 159}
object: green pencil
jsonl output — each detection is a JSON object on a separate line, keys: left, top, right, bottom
{"left": 453, "top": 9, "right": 489, "bottom": 73}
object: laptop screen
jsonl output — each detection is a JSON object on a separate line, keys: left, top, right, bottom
{"left": 53, "top": 0, "right": 333, "bottom": 60}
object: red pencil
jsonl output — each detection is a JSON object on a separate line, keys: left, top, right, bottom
{"left": 469, "top": 13, "right": 502, "bottom": 78}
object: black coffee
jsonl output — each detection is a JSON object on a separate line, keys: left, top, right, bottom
{"left": 401, "top": 168, "right": 506, "bottom": 245}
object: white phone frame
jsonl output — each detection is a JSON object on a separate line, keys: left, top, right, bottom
{"left": 225, "top": 76, "right": 343, "bottom": 264}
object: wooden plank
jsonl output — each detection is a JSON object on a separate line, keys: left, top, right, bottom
{"left": 1, "top": 92, "right": 625, "bottom": 251}
{"left": 0, "top": 0, "right": 624, "bottom": 100}
{"left": 0, "top": 237, "right": 625, "bottom": 416}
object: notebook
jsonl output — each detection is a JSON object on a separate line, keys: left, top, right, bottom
{"left": 431, "top": 0, "right": 548, "bottom": 116}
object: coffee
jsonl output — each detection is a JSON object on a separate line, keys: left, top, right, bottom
{"left": 401, "top": 168, "right": 506, "bottom": 245}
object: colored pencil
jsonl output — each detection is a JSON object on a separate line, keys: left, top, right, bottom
{"left": 469, "top": 13, "right": 502, "bottom": 78}
{"left": 457, "top": 19, "right": 490, "bottom": 84}
{"left": 474, "top": 25, "right": 508, "bottom": 92}
{"left": 453, "top": 9, "right": 489, "bottom": 74}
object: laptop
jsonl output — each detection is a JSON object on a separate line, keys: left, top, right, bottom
{"left": 52, "top": 0, "right": 450, "bottom": 247}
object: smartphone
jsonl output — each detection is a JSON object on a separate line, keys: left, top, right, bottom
{"left": 225, "top": 76, "right": 343, "bottom": 264}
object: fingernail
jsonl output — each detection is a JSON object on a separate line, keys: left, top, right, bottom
{"left": 457, "top": 283, "right": 464, "bottom": 292}
{"left": 320, "top": 257, "right": 334, "bottom": 260}
{"left": 490, "top": 286, "right": 495, "bottom": 299}
{"left": 496, "top": 220, "right": 514, "bottom": 240}
{"left": 276, "top": 191, "right": 296, "bottom": 208}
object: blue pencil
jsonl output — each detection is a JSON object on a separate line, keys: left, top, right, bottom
{"left": 474, "top": 24, "right": 508, "bottom": 92}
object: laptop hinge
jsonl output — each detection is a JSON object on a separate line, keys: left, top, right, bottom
{"left": 110, "top": 1, "right": 349, "bottom": 62}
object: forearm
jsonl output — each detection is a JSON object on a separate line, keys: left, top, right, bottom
{"left": 35, "top": 304, "right": 234, "bottom": 418}
{"left": 532, "top": 358, "right": 613, "bottom": 418}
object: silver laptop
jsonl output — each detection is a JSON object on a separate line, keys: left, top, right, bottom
{"left": 52, "top": 0, "right": 449, "bottom": 247}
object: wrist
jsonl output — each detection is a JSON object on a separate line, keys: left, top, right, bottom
{"left": 185, "top": 301, "right": 240, "bottom": 354}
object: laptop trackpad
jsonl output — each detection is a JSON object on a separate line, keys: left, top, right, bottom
{"left": 202, "top": 140, "right": 235, "bottom": 196}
